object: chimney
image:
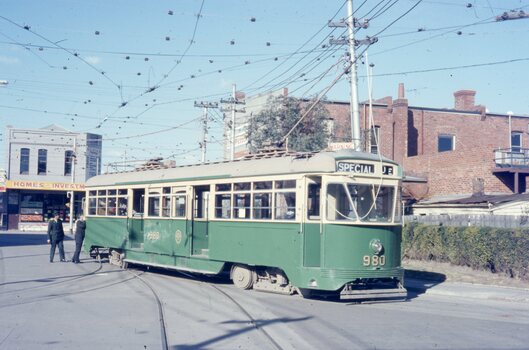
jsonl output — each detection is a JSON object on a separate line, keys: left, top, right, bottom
{"left": 454, "top": 90, "right": 476, "bottom": 110}
{"left": 398, "top": 83, "right": 405, "bottom": 99}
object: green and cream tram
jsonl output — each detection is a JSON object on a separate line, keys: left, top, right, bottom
{"left": 84, "top": 149, "right": 406, "bottom": 300}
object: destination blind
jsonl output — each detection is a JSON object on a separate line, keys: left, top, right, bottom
{"left": 336, "top": 162, "right": 394, "bottom": 175}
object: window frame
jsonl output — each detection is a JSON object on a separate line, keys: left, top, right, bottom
{"left": 20, "top": 148, "right": 30, "bottom": 175}
{"left": 438, "top": 134, "right": 455, "bottom": 153}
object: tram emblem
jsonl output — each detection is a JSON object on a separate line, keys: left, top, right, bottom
{"left": 175, "top": 230, "right": 183, "bottom": 245}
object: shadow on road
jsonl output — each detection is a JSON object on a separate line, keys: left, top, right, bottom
{"left": 404, "top": 269, "right": 446, "bottom": 299}
{"left": 0, "top": 232, "right": 72, "bottom": 247}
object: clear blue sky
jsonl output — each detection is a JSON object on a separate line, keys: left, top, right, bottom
{"left": 1, "top": 0, "right": 528, "bottom": 169}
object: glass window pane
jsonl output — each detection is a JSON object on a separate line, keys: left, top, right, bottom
{"left": 275, "top": 180, "right": 296, "bottom": 189}
{"left": 97, "top": 190, "right": 106, "bottom": 196}
{"left": 215, "top": 194, "right": 231, "bottom": 219}
{"left": 107, "top": 197, "right": 117, "bottom": 216}
{"left": 233, "top": 193, "right": 251, "bottom": 219}
{"left": 89, "top": 191, "right": 97, "bottom": 196}
{"left": 162, "top": 195, "right": 171, "bottom": 217}
{"left": 215, "top": 183, "right": 232, "bottom": 192}
{"left": 88, "top": 198, "right": 97, "bottom": 215}
{"left": 108, "top": 189, "right": 117, "bottom": 196}
{"left": 20, "top": 148, "right": 30, "bottom": 174}
{"left": 97, "top": 198, "right": 107, "bottom": 215}
{"left": 326, "top": 184, "right": 355, "bottom": 221}
{"left": 118, "top": 197, "right": 128, "bottom": 216}
{"left": 163, "top": 187, "right": 171, "bottom": 194}
{"left": 275, "top": 192, "right": 296, "bottom": 220}
{"left": 438, "top": 135, "right": 454, "bottom": 152}
{"left": 253, "top": 181, "right": 272, "bottom": 190}
{"left": 234, "top": 182, "right": 250, "bottom": 191}
{"left": 173, "top": 195, "right": 186, "bottom": 217}
{"left": 38, "top": 149, "right": 47, "bottom": 175}
{"left": 148, "top": 197, "right": 160, "bottom": 216}
{"left": 64, "top": 150, "right": 74, "bottom": 176}
{"left": 253, "top": 193, "right": 271, "bottom": 219}
{"left": 307, "top": 183, "right": 321, "bottom": 219}
{"left": 118, "top": 189, "right": 127, "bottom": 195}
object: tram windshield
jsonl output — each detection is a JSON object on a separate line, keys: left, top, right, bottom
{"left": 326, "top": 183, "right": 396, "bottom": 223}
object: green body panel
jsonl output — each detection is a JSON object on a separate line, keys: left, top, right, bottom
{"left": 143, "top": 219, "right": 189, "bottom": 255}
{"left": 303, "top": 222, "right": 321, "bottom": 267}
{"left": 129, "top": 218, "right": 144, "bottom": 248}
{"left": 85, "top": 217, "right": 403, "bottom": 291}
{"left": 192, "top": 221, "right": 209, "bottom": 255}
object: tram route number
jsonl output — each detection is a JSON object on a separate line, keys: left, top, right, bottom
{"left": 363, "top": 255, "right": 386, "bottom": 266}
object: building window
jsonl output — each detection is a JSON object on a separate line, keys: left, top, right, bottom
{"left": 37, "top": 149, "right": 47, "bottom": 175}
{"left": 511, "top": 132, "right": 522, "bottom": 153}
{"left": 370, "top": 126, "right": 380, "bottom": 155}
{"left": 64, "top": 150, "right": 74, "bottom": 176}
{"left": 20, "top": 148, "right": 30, "bottom": 174}
{"left": 438, "top": 134, "right": 455, "bottom": 152}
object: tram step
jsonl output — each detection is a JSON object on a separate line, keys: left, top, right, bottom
{"left": 340, "top": 287, "right": 408, "bottom": 300}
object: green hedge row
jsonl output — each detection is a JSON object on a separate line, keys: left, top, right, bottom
{"left": 402, "top": 223, "right": 529, "bottom": 281}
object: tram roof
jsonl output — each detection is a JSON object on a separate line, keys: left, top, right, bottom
{"left": 86, "top": 149, "right": 398, "bottom": 187}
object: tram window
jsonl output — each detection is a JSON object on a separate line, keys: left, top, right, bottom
{"left": 326, "top": 184, "right": 355, "bottom": 221}
{"left": 161, "top": 195, "right": 171, "bottom": 217}
{"left": 107, "top": 197, "right": 117, "bottom": 215}
{"left": 233, "top": 193, "right": 251, "bottom": 219}
{"left": 307, "top": 183, "right": 321, "bottom": 219}
{"left": 163, "top": 187, "right": 170, "bottom": 194}
{"left": 118, "top": 189, "right": 127, "bottom": 196}
{"left": 108, "top": 189, "right": 117, "bottom": 196}
{"left": 216, "top": 183, "right": 231, "bottom": 192}
{"left": 275, "top": 192, "right": 296, "bottom": 220}
{"left": 254, "top": 181, "right": 272, "bottom": 190}
{"left": 193, "top": 187, "right": 209, "bottom": 219}
{"left": 98, "top": 190, "right": 106, "bottom": 196}
{"left": 234, "top": 182, "right": 251, "bottom": 191}
{"left": 118, "top": 197, "right": 128, "bottom": 216}
{"left": 89, "top": 191, "right": 96, "bottom": 196}
{"left": 215, "top": 194, "right": 231, "bottom": 219}
{"left": 88, "top": 198, "right": 97, "bottom": 215}
{"left": 275, "top": 180, "right": 296, "bottom": 189}
{"left": 173, "top": 194, "right": 186, "bottom": 218}
{"left": 149, "top": 196, "right": 160, "bottom": 216}
{"left": 253, "top": 193, "right": 271, "bottom": 219}
{"left": 97, "top": 197, "right": 107, "bottom": 216}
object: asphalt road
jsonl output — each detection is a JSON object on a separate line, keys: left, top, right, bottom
{"left": 1, "top": 231, "right": 529, "bottom": 350}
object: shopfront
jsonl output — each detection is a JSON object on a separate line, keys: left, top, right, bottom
{"left": 4, "top": 180, "right": 85, "bottom": 231}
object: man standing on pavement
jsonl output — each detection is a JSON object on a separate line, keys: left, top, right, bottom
{"left": 72, "top": 215, "right": 86, "bottom": 264}
{"left": 47, "top": 213, "right": 66, "bottom": 263}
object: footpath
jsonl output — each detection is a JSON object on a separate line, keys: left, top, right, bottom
{"left": 403, "top": 259, "right": 529, "bottom": 302}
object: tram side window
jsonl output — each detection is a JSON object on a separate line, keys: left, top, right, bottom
{"left": 307, "top": 183, "right": 321, "bottom": 219}
{"left": 161, "top": 187, "right": 171, "bottom": 217}
{"left": 148, "top": 189, "right": 161, "bottom": 217}
{"left": 173, "top": 192, "right": 186, "bottom": 218}
{"left": 253, "top": 192, "right": 271, "bottom": 219}
{"left": 215, "top": 194, "right": 231, "bottom": 219}
{"left": 88, "top": 197, "right": 97, "bottom": 215}
{"left": 97, "top": 197, "right": 107, "bottom": 216}
{"left": 118, "top": 189, "right": 128, "bottom": 216}
{"left": 233, "top": 193, "right": 251, "bottom": 219}
{"left": 275, "top": 192, "right": 296, "bottom": 220}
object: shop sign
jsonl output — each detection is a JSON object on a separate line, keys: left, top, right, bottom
{"left": 6, "top": 180, "right": 85, "bottom": 192}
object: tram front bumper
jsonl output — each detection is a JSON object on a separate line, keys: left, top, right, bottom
{"left": 340, "top": 282, "right": 407, "bottom": 300}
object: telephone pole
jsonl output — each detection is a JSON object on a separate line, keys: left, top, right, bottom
{"left": 68, "top": 137, "right": 77, "bottom": 234}
{"left": 220, "top": 84, "right": 245, "bottom": 161}
{"left": 194, "top": 101, "right": 219, "bottom": 163}
{"left": 329, "top": 0, "right": 376, "bottom": 152}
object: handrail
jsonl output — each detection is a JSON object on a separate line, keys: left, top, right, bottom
{"left": 493, "top": 148, "right": 529, "bottom": 167}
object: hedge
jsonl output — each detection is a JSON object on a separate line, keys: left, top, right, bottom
{"left": 402, "top": 223, "right": 529, "bottom": 281}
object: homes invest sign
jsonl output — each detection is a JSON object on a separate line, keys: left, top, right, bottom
{"left": 6, "top": 180, "right": 85, "bottom": 191}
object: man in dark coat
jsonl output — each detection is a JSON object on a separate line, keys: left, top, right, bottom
{"left": 72, "top": 215, "right": 86, "bottom": 264}
{"left": 47, "top": 213, "right": 65, "bottom": 262}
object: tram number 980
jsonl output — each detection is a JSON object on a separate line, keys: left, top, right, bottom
{"left": 363, "top": 255, "right": 386, "bottom": 266}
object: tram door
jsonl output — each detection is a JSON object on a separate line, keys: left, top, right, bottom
{"left": 191, "top": 185, "right": 210, "bottom": 256}
{"left": 129, "top": 188, "right": 145, "bottom": 249}
{"left": 303, "top": 177, "right": 322, "bottom": 267}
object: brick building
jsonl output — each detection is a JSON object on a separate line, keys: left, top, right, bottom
{"left": 353, "top": 84, "right": 528, "bottom": 202}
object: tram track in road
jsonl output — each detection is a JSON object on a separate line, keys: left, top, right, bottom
{"left": 132, "top": 265, "right": 285, "bottom": 350}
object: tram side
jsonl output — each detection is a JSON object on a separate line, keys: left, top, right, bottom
{"left": 84, "top": 151, "right": 406, "bottom": 299}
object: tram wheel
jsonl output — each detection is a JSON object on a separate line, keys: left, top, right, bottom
{"left": 231, "top": 265, "right": 255, "bottom": 290}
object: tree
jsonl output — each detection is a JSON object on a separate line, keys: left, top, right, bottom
{"left": 247, "top": 95, "right": 331, "bottom": 153}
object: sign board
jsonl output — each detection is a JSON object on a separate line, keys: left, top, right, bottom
{"left": 6, "top": 180, "right": 85, "bottom": 192}
{"left": 337, "top": 161, "right": 395, "bottom": 176}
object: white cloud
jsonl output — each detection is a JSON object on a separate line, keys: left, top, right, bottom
{"left": 84, "top": 56, "right": 101, "bottom": 65}
{"left": 0, "top": 55, "right": 19, "bottom": 64}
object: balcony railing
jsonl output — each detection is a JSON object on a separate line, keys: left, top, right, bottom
{"left": 494, "top": 148, "right": 529, "bottom": 168}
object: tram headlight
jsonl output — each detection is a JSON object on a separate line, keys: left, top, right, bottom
{"left": 369, "top": 239, "right": 384, "bottom": 255}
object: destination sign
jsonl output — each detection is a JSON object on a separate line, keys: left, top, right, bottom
{"left": 337, "top": 162, "right": 395, "bottom": 176}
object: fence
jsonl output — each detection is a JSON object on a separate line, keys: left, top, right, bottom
{"left": 403, "top": 214, "right": 529, "bottom": 228}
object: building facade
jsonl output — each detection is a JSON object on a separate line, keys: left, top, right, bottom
{"left": 1, "top": 124, "right": 102, "bottom": 231}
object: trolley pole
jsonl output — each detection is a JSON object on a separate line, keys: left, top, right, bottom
{"left": 220, "top": 84, "right": 245, "bottom": 161}
{"left": 329, "top": 0, "right": 375, "bottom": 152}
{"left": 194, "top": 101, "right": 219, "bottom": 163}
{"left": 69, "top": 137, "right": 77, "bottom": 234}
